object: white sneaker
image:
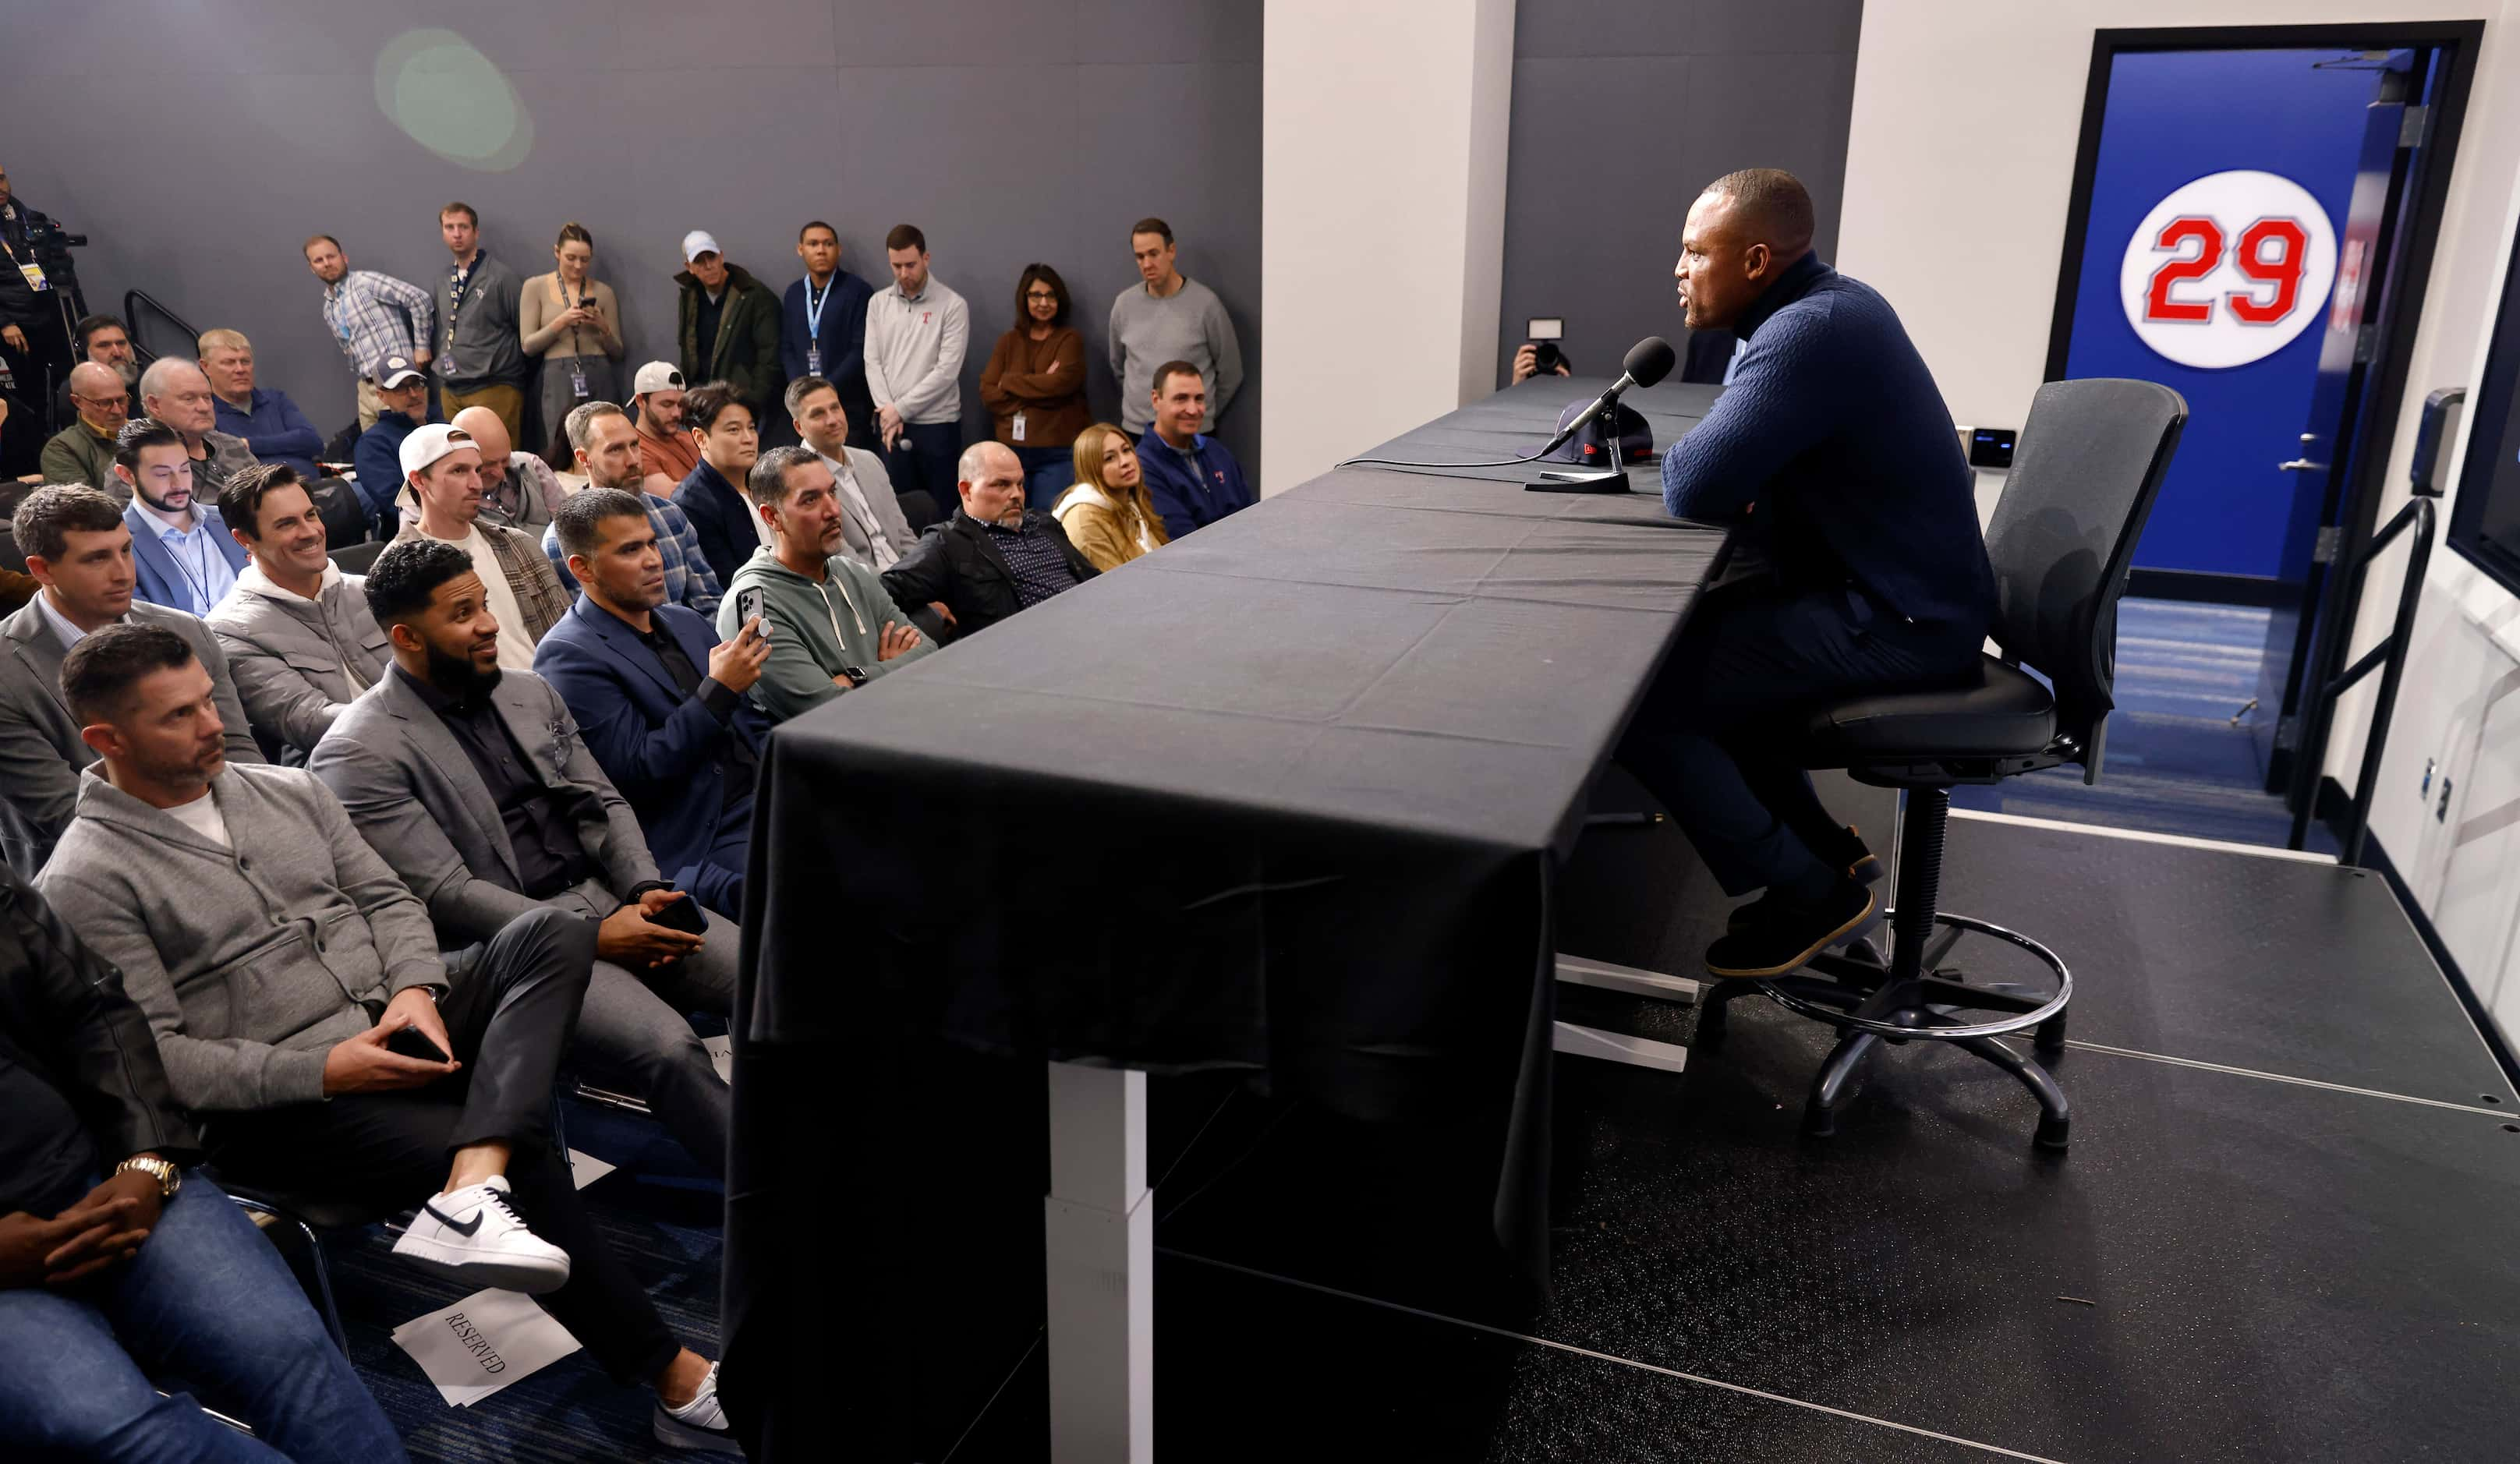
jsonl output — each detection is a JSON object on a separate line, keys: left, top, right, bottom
{"left": 391, "top": 1176, "right": 571, "bottom": 1295}
{"left": 653, "top": 1360, "right": 744, "bottom": 1455}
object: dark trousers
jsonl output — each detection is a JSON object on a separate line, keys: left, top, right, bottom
{"left": 207, "top": 909, "right": 680, "bottom": 1384}
{"left": 1616, "top": 580, "right": 1984, "bottom": 898}
{"left": 882, "top": 421, "right": 962, "bottom": 515}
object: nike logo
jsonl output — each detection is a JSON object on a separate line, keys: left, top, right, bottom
{"left": 424, "top": 1200, "right": 485, "bottom": 1236}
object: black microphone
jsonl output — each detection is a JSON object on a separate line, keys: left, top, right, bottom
{"left": 1540, "top": 337, "right": 1676, "bottom": 455}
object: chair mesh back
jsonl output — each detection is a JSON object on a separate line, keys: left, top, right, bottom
{"left": 1984, "top": 379, "right": 2186, "bottom": 755}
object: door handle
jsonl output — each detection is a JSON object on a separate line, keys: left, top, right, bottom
{"left": 2278, "top": 458, "right": 2327, "bottom": 472}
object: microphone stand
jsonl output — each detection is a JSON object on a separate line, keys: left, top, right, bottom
{"left": 1525, "top": 381, "right": 1633, "bottom": 494}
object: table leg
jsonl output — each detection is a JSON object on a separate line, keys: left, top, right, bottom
{"left": 1044, "top": 1061, "right": 1152, "bottom": 1462}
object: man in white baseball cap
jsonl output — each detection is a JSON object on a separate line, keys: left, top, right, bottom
{"left": 630, "top": 359, "right": 695, "bottom": 493}
{"left": 673, "top": 231, "right": 779, "bottom": 423}
{"left": 388, "top": 422, "right": 570, "bottom": 667}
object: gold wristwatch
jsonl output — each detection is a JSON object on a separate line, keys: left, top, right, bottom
{"left": 115, "top": 1155, "right": 181, "bottom": 1199}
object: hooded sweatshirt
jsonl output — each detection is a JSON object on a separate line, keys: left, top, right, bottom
{"left": 717, "top": 545, "right": 937, "bottom": 723}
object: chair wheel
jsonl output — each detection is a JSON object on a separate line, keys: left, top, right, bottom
{"left": 1801, "top": 1106, "right": 1839, "bottom": 1140}
{"left": 2034, "top": 1114, "right": 2070, "bottom": 1151}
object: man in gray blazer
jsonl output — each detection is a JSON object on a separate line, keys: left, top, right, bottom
{"left": 207, "top": 464, "right": 390, "bottom": 759}
{"left": 308, "top": 538, "right": 734, "bottom": 1173}
{"left": 789, "top": 374, "right": 917, "bottom": 568}
{"left": 1, "top": 486, "right": 261, "bottom": 872}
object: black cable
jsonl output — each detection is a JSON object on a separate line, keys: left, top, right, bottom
{"left": 1336, "top": 442, "right": 1558, "bottom": 472}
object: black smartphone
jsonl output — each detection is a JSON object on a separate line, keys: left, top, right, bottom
{"left": 734, "top": 587, "right": 769, "bottom": 633}
{"left": 646, "top": 893, "right": 709, "bottom": 935}
{"left": 385, "top": 1024, "right": 451, "bottom": 1065}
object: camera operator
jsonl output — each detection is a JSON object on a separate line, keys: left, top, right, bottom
{"left": 1510, "top": 340, "right": 1572, "bottom": 385}
{"left": 0, "top": 163, "right": 86, "bottom": 476}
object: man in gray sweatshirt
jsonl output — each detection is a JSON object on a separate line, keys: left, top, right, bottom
{"left": 1109, "top": 217, "right": 1244, "bottom": 434}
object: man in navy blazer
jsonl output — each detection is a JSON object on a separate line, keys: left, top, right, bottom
{"left": 780, "top": 223, "right": 876, "bottom": 451}
{"left": 112, "top": 419, "right": 250, "bottom": 616}
{"left": 533, "top": 489, "right": 772, "bottom": 920}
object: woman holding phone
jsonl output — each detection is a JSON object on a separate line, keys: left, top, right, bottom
{"left": 521, "top": 222, "right": 625, "bottom": 461}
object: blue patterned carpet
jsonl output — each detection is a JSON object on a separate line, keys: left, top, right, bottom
{"left": 1951, "top": 598, "right": 2340, "bottom": 854}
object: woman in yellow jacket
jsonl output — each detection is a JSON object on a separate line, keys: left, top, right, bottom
{"left": 1052, "top": 422, "right": 1172, "bottom": 571}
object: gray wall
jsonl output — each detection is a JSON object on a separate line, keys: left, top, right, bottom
{"left": 0, "top": 1, "right": 1260, "bottom": 470}
{"left": 1495, "top": 0, "right": 1863, "bottom": 387}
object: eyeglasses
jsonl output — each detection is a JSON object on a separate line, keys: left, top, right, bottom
{"left": 1025, "top": 292, "right": 1058, "bottom": 302}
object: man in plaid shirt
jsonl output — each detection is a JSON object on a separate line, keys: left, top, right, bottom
{"left": 540, "top": 402, "right": 723, "bottom": 615}
{"left": 305, "top": 234, "right": 433, "bottom": 431}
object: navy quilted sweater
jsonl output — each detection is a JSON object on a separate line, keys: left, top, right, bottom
{"left": 1661, "top": 253, "right": 1994, "bottom": 632}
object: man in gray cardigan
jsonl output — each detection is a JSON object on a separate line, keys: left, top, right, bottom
{"left": 308, "top": 538, "right": 735, "bottom": 1173}
{"left": 208, "top": 464, "right": 390, "bottom": 760}
{"left": 35, "top": 623, "right": 740, "bottom": 1448}
{"left": 1, "top": 486, "right": 261, "bottom": 872}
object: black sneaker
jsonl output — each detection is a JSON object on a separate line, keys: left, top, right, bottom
{"left": 1704, "top": 881, "right": 1881, "bottom": 979}
{"left": 1824, "top": 825, "right": 1885, "bottom": 886}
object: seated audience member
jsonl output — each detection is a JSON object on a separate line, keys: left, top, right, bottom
{"left": 671, "top": 381, "right": 773, "bottom": 589}
{"left": 543, "top": 401, "right": 723, "bottom": 614}
{"left": 389, "top": 423, "right": 569, "bottom": 670}
{"left": 721, "top": 447, "right": 932, "bottom": 723}
{"left": 38, "top": 624, "right": 738, "bottom": 1454}
{"left": 352, "top": 354, "right": 430, "bottom": 528}
{"left": 403, "top": 405, "right": 564, "bottom": 535}
{"left": 39, "top": 362, "right": 132, "bottom": 494}
{"left": 883, "top": 441, "right": 1097, "bottom": 643}
{"left": 200, "top": 328, "right": 324, "bottom": 479}
{"left": 1054, "top": 422, "right": 1170, "bottom": 571}
{"left": 51, "top": 313, "right": 143, "bottom": 426}
{"left": 1, "top": 486, "right": 263, "bottom": 872}
{"left": 208, "top": 463, "right": 388, "bottom": 759}
{"left": 308, "top": 540, "right": 736, "bottom": 1175}
{"left": 1134, "top": 360, "right": 1255, "bottom": 540}
{"left": 979, "top": 263, "right": 1089, "bottom": 508}
{"left": 114, "top": 419, "right": 247, "bottom": 617}
{"left": 788, "top": 374, "right": 916, "bottom": 570}
{"left": 538, "top": 490, "right": 770, "bottom": 920}
{"left": 137, "top": 359, "right": 260, "bottom": 504}
{"left": 0, "top": 857, "right": 408, "bottom": 1462}
{"left": 631, "top": 362, "right": 699, "bottom": 493}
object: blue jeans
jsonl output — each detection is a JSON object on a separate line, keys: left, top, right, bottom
{"left": 0, "top": 1177, "right": 405, "bottom": 1462}
{"left": 1014, "top": 444, "right": 1076, "bottom": 509}
{"left": 881, "top": 421, "right": 964, "bottom": 522}
{"left": 1616, "top": 581, "right": 1983, "bottom": 898}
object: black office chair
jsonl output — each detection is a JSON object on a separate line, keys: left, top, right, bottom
{"left": 1694, "top": 378, "right": 2187, "bottom": 1151}
{"left": 207, "top": 1173, "right": 384, "bottom": 1353}
{"left": 327, "top": 539, "right": 388, "bottom": 575}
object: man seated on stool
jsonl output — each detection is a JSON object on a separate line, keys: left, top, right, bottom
{"left": 309, "top": 539, "right": 736, "bottom": 1176}
{"left": 1616, "top": 168, "right": 1994, "bottom": 980}
{"left": 536, "top": 489, "right": 770, "bottom": 921}
{"left": 35, "top": 624, "right": 739, "bottom": 1453}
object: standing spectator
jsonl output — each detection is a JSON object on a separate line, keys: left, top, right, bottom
{"left": 1053, "top": 423, "right": 1170, "bottom": 571}
{"left": 38, "top": 362, "right": 129, "bottom": 495}
{"left": 388, "top": 423, "right": 570, "bottom": 669}
{"left": 198, "top": 329, "right": 324, "bottom": 478}
{"left": 52, "top": 314, "right": 140, "bottom": 425}
{"left": 352, "top": 355, "right": 429, "bottom": 529}
{"left": 136, "top": 359, "right": 259, "bottom": 504}
{"left": 543, "top": 401, "right": 723, "bottom": 615}
{"left": 669, "top": 383, "right": 773, "bottom": 590}
{"left": 864, "top": 224, "right": 969, "bottom": 515}
{"left": 114, "top": 419, "right": 246, "bottom": 617}
{"left": 210, "top": 463, "right": 391, "bottom": 759}
{"left": 979, "top": 263, "right": 1088, "bottom": 508}
{"left": 674, "top": 232, "right": 780, "bottom": 423}
{"left": 630, "top": 362, "right": 698, "bottom": 493}
{"left": 0, "top": 164, "right": 81, "bottom": 477}
{"left": 305, "top": 234, "right": 434, "bottom": 431}
{"left": 520, "top": 222, "right": 624, "bottom": 461}
{"left": 780, "top": 221, "right": 875, "bottom": 451}
{"left": 1134, "top": 361, "right": 1255, "bottom": 541}
{"left": 883, "top": 442, "right": 1097, "bottom": 644}
{"left": 1109, "top": 217, "right": 1243, "bottom": 436}
{"left": 431, "top": 202, "right": 526, "bottom": 444}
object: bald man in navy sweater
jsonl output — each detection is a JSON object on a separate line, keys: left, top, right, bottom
{"left": 1618, "top": 168, "right": 1995, "bottom": 980}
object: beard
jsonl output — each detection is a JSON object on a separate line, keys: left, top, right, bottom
{"left": 424, "top": 638, "right": 503, "bottom": 700}
{"left": 111, "top": 358, "right": 140, "bottom": 387}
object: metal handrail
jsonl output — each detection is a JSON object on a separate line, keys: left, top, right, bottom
{"left": 2286, "top": 494, "right": 2437, "bottom": 863}
{"left": 122, "top": 288, "right": 201, "bottom": 367}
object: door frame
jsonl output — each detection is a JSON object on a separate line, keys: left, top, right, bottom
{"left": 2040, "top": 23, "right": 2483, "bottom": 797}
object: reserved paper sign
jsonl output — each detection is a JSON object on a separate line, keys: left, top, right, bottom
{"left": 703, "top": 1033, "right": 734, "bottom": 1084}
{"left": 391, "top": 1288, "right": 582, "bottom": 1406}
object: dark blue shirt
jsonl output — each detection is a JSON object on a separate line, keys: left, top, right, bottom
{"left": 1135, "top": 430, "right": 1255, "bottom": 542}
{"left": 780, "top": 270, "right": 875, "bottom": 419}
{"left": 212, "top": 387, "right": 324, "bottom": 478}
{"left": 1661, "top": 253, "right": 1994, "bottom": 631}
{"left": 352, "top": 410, "right": 418, "bottom": 525}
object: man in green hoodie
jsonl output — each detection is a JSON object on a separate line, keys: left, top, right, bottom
{"left": 717, "top": 445, "right": 933, "bottom": 723}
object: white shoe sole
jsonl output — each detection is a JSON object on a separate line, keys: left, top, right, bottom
{"left": 653, "top": 1409, "right": 745, "bottom": 1455}
{"left": 391, "top": 1229, "right": 571, "bottom": 1296}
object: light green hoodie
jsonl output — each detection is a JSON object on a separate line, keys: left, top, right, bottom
{"left": 717, "top": 546, "right": 936, "bottom": 723}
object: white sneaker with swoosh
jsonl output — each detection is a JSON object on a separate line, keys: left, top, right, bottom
{"left": 390, "top": 1175, "right": 571, "bottom": 1295}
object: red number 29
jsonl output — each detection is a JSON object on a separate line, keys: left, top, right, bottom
{"left": 2141, "top": 214, "right": 2311, "bottom": 327}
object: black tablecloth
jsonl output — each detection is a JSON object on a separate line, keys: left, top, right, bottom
{"left": 722, "top": 376, "right": 1726, "bottom": 1456}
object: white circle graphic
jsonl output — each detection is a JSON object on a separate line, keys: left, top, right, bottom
{"left": 2118, "top": 169, "right": 2338, "bottom": 370}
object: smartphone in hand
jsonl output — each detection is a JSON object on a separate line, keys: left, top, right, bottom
{"left": 385, "top": 1024, "right": 451, "bottom": 1065}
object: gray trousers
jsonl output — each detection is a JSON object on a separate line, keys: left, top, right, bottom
{"left": 570, "top": 907, "right": 738, "bottom": 1178}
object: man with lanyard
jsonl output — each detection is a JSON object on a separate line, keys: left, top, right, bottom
{"left": 111, "top": 419, "right": 246, "bottom": 617}
{"left": 781, "top": 222, "right": 876, "bottom": 451}
{"left": 431, "top": 203, "right": 526, "bottom": 444}
{"left": 0, "top": 163, "right": 82, "bottom": 478}
{"left": 304, "top": 233, "right": 434, "bottom": 430}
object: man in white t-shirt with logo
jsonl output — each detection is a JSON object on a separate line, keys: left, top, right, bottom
{"left": 387, "top": 423, "right": 570, "bottom": 669}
